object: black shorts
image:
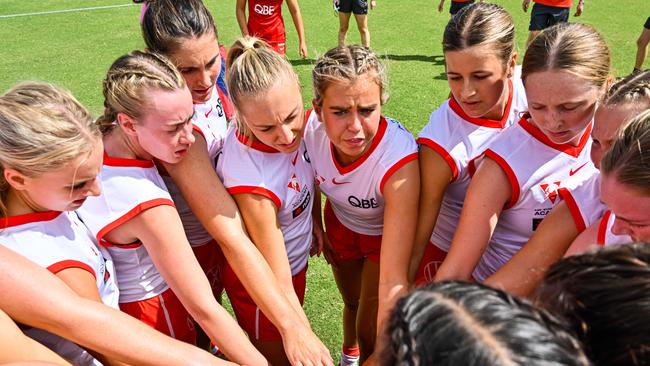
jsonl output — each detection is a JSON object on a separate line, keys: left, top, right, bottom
{"left": 338, "top": 0, "right": 368, "bottom": 15}
{"left": 450, "top": 0, "right": 474, "bottom": 15}
{"left": 528, "top": 3, "right": 570, "bottom": 31}
{"left": 644, "top": 16, "right": 650, "bottom": 30}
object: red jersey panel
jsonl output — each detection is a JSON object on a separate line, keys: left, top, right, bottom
{"left": 534, "top": 0, "right": 572, "bottom": 8}
{"left": 247, "top": 0, "right": 286, "bottom": 44}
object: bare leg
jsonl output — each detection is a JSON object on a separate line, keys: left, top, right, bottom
{"left": 251, "top": 339, "right": 290, "bottom": 366}
{"left": 356, "top": 259, "right": 379, "bottom": 363}
{"left": 354, "top": 13, "right": 370, "bottom": 48}
{"left": 635, "top": 28, "right": 650, "bottom": 70}
{"left": 338, "top": 12, "right": 352, "bottom": 47}
{"left": 526, "top": 30, "right": 540, "bottom": 48}
{"left": 331, "top": 259, "right": 363, "bottom": 353}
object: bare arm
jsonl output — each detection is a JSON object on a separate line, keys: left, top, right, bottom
{"left": 409, "top": 145, "right": 453, "bottom": 282}
{"left": 111, "top": 205, "right": 267, "bottom": 366}
{"left": 162, "top": 134, "right": 332, "bottom": 366}
{"left": 0, "top": 246, "right": 232, "bottom": 366}
{"left": 234, "top": 193, "right": 309, "bottom": 324}
{"left": 0, "top": 309, "right": 70, "bottom": 366}
{"left": 435, "top": 158, "right": 512, "bottom": 281}
{"left": 484, "top": 201, "right": 578, "bottom": 297}
{"left": 286, "top": 0, "right": 308, "bottom": 58}
{"left": 377, "top": 159, "right": 420, "bottom": 336}
{"left": 522, "top": 0, "right": 531, "bottom": 12}
{"left": 565, "top": 219, "right": 600, "bottom": 256}
{"left": 236, "top": 0, "right": 249, "bottom": 36}
{"left": 437, "top": 0, "right": 445, "bottom": 13}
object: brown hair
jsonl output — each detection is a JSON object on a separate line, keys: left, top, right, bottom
{"left": 140, "top": 0, "right": 218, "bottom": 55}
{"left": 522, "top": 23, "right": 610, "bottom": 89}
{"left": 443, "top": 3, "right": 515, "bottom": 68}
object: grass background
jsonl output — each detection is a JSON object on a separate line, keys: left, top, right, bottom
{"left": 0, "top": 0, "right": 647, "bottom": 360}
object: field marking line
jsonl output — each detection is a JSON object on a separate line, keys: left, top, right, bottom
{"left": 0, "top": 4, "right": 138, "bottom": 19}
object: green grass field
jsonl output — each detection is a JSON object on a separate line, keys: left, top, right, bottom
{"left": 0, "top": 0, "right": 647, "bottom": 360}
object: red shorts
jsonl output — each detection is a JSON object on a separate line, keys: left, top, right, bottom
{"left": 414, "top": 243, "right": 448, "bottom": 286}
{"left": 192, "top": 240, "right": 225, "bottom": 298}
{"left": 324, "top": 200, "right": 381, "bottom": 263}
{"left": 223, "top": 263, "right": 307, "bottom": 341}
{"left": 268, "top": 41, "right": 286, "bottom": 55}
{"left": 120, "top": 288, "right": 196, "bottom": 344}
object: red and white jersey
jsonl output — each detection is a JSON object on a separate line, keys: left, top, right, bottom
{"left": 303, "top": 110, "right": 419, "bottom": 236}
{"left": 596, "top": 210, "right": 633, "bottom": 247}
{"left": 418, "top": 73, "right": 527, "bottom": 252}
{"left": 77, "top": 153, "right": 174, "bottom": 303}
{"left": 218, "top": 127, "right": 314, "bottom": 275}
{"left": 247, "top": 0, "right": 286, "bottom": 44}
{"left": 161, "top": 88, "right": 230, "bottom": 247}
{"left": 0, "top": 210, "right": 119, "bottom": 366}
{"left": 473, "top": 117, "right": 595, "bottom": 281}
{"left": 558, "top": 170, "right": 606, "bottom": 233}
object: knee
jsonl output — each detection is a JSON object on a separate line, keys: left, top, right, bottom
{"left": 357, "top": 23, "right": 368, "bottom": 33}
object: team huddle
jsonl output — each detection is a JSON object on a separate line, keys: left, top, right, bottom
{"left": 0, "top": 0, "right": 649, "bottom": 365}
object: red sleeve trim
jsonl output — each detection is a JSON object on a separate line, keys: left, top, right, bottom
{"left": 484, "top": 149, "right": 520, "bottom": 209}
{"left": 596, "top": 210, "right": 611, "bottom": 246}
{"left": 380, "top": 153, "right": 419, "bottom": 194}
{"left": 96, "top": 198, "right": 176, "bottom": 246}
{"left": 227, "top": 186, "right": 282, "bottom": 209}
{"left": 192, "top": 124, "right": 206, "bottom": 140}
{"left": 48, "top": 260, "right": 96, "bottom": 279}
{"left": 417, "top": 138, "right": 459, "bottom": 182}
{"left": 216, "top": 83, "right": 234, "bottom": 122}
{"left": 103, "top": 152, "right": 155, "bottom": 168}
{"left": 558, "top": 187, "right": 586, "bottom": 233}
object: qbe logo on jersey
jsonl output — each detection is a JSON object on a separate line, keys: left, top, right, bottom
{"left": 254, "top": 4, "right": 275, "bottom": 15}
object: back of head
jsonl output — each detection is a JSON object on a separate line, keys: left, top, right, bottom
{"left": 600, "top": 109, "right": 650, "bottom": 194}
{"left": 381, "top": 282, "right": 589, "bottom": 366}
{"left": 603, "top": 69, "right": 650, "bottom": 107}
{"left": 312, "top": 45, "right": 388, "bottom": 107}
{"left": 522, "top": 23, "right": 610, "bottom": 89}
{"left": 97, "top": 50, "right": 186, "bottom": 134}
{"left": 0, "top": 82, "right": 99, "bottom": 214}
{"left": 536, "top": 243, "right": 650, "bottom": 365}
{"left": 226, "top": 36, "right": 298, "bottom": 110}
{"left": 443, "top": 3, "right": 515, "bottom": 68}
{"left": 140, "top": 0, "right": 217, "bottom": 54}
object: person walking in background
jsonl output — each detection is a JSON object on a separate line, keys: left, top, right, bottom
{"left": 436, "top": 0, "right": 482, "bottom": 16}
{"left": 335, "top": 0, "right": 375, "bottom": 47}
{"left": 236, "top": 0, "right": 308, "bottom": 58}
{"left": 522, "top": 0, "right": 584, "bottom": 46}
{"left": 634, "top": 17, "right": 650, "bottom": 73}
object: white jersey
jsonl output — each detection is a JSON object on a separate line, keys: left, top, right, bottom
{"left": 0, "top": 210, "right": 119, "bottom": 366}
{"left": 418, "top": 75, "right": 527, "bottom": 252}
{"left": 597, "top": 210, "right": 633, "bottom": 246}
{"left": 473, "top": 117, "right": 595, "bottom": 281}
{"left": 557, "top": 169, "right": 606, "bottom": 232}
{"left": 303, "top": 110, "right": 419, "bottom": 236}
{"left": 218, "top": 127, "right": 314, "bottom": 275}
{"left": 77, "top": 153, "right": 174, "bottom": 303}
{"left": 161, "top": 85, "right": 230, "bottom": 246}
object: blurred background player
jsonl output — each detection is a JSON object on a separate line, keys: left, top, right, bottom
{"left": 436, "top": 0, "right": 482, "bottom": 16}
{"left": 236, "top": 0, "right": 308, "bottom": 58}
{"left": 335, "top": 0, "right": 375, "bottom": 47}
{"left": 522, "top": 0, "right": 584, "bottom": 46}
{"left": 634, "top": 17, "right": 650, "bottom": 73}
